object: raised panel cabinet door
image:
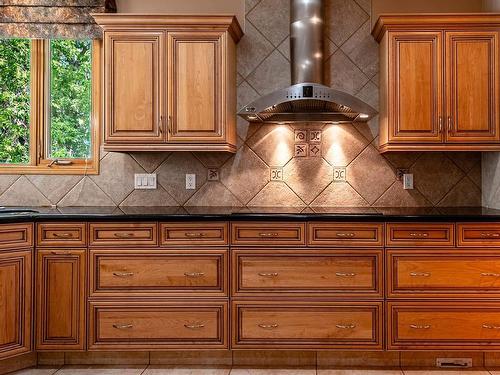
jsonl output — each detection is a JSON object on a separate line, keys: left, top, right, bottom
{"left": 167, "top": 31, "right": 225, "bottom": 142}
{"left": 36, "top": 249, "right": 86, "bottom": 350}
{"left": 105, "top": 31, "right": 165, "bottom": 143}
{"left": 445, "top": 31, "right": 500, "bottom": 142}
{"left": 0, "top": 250, "right": 32, "bottom": 360}
{"left": 388, "top": 31, "right": 443, "bottom": 143}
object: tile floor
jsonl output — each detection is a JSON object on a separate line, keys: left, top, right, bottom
{"left": 8, "top": 367, "right": 500, "bottom": 375}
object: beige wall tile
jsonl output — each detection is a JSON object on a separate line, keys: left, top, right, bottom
{"left": 317, "top": 351, "right": 400, "bottom": 368}
{"left": 232, "top": 351, "right": 316, "bottom": 367}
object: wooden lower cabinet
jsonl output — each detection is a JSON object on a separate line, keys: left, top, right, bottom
{"left": 232, "top": 301, "right": 383, "bottom": 350}
{"left": 0, "top": 249, "right": 32, "bottom": 360}
{"left": 36, "top": 249, "right": 86, "bottom": 351}
{"left": 88, "top": 301, "right": 228, "bottom": 350}
{"left": 388, "top": 302, "right": 500, "bottom": 350}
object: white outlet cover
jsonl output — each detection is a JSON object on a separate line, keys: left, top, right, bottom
{"left": 134, "top": 174, "right": 157, "bottom": 190}
{"left": 186, "top": 174, "right": 196, "bottom": 190}
{"left": 403, "top": 173, "right": 414, "bottom": 190}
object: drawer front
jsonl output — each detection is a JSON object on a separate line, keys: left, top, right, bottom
{"left": 90, "top": 249, "right": 227, "bottom": 297}
{"left": 89, "top": 301, "right": 228, "bottom": 349}
{"left": 160, "top": 222, "right": 228, "bottom": 246}
{"left": 231, "top": 222, "right": 305, "bottom": 246}
{"left": 0, "top": 223, "right": 33, "bottom": 250}
{"left": 232, "top": 249, "right": 382, "bottom": 297}
{"left": 388, "top": 250, "right": 500, "bottom": 298}
{"left": 89, "top": 223, "right": 157, "bottom": 247}
{"left": 386, "top": 223, "right": 454, "bottom": 247}
{"left": 307, "top": 223, "right": 383, "bottom": 247}
{"left": 37, "top": 223, "right": 86, "bottom": 247}
{"left": 458, "top": 223, "right": 500, "bottom": 247}
{"left": 233, "top": 301, "right": 382, "bottom": 349}
{"left": 388, "top": 302, "right": 500, "bottom": 350}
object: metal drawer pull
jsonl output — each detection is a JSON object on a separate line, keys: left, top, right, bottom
{"left": 184, "top": 272, "right": 205, "bottom": 278}
{"left": 113, "top": 324, "right": 133, "bottom": 329}
{"left": 114, "top": 232, "right": 135, "bottom": 238}
{"left": 336, "top": 232, "right": 355, "bottom": 238}
{"left": 410, "top": 272, "right": 431, "bottom": 277}
{"left": 335, "top": 272, "right": 356, "bottom": 277}
{"left": 336, "top": 323, "right": 356, "bottom": 329}
{"left": 259, "top": 232, "right": 279, "bottom": 237}
{"left": 480, "top": 232, "right": 500, "bottom": 238}
{"left": 50, "top": 251, "right": 72, "bottom": 256}
{"left": 410, "top": 324, "right": 431, "bottom": 329}
{"left": 258, "top": 323, "right": 279, "bottom": 329}
{"left": 483, "top": 324, "right": 500, "bottom": 329}
{"left": 184, "top": 232, "right": 205, "bottom": 238}
{"left": 184, "top": 323, "right": 205, "bottom": 329}
{"left": 481, "top": 272, "right": 500, "bottom": 277}
{"left": 52, "top": 233, "right": 74, "bottom": 238}
{"left": 409, "top": 232, "right": 429, "bottom": 237}
{"left": 258, "top": 272, "right": 279, "bottom": 277}
{"left": 113, "top": 272, "right": 134, "bottom": 277}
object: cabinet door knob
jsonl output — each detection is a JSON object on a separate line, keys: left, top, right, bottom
{"left": 114, "top": 232, "right": 135, "bottom": 238}
{"left": 336, "top": 232, "right": 355, "bottom": 238}
{"left": 409, "top": 232, "right": 429, "bottom": 238}
{"left": 184, "top": 232, "right": 205, "bottom": 238}
{"left": 259, "top": 232, "right": 279, "bottom": 237}
{"left": 52, "top": 232, "right": 73, "bottom": 238}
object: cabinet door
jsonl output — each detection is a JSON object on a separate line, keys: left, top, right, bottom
{"left": 167, "top": 31, "right": 225, "bottom": 142}
{"left": 445, "top": 31, "right": 500, "bottom": 142}
{"left": 36, "top": 249, "right": 86, "bottom": 350}
{"left": 0, "top": 250, "right": 31, "bottom": 360}
{"left": 105, "top": 31, "right": 165, "bottom": 143}
{"left": 388, "top": 32, "right": 443, "bottom": 143}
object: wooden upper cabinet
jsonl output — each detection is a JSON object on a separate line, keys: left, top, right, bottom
{"left": 94, "top": 14, "right": 242, "bottom": 152}
{"left": 374, "top": 14, "right": 500, "bottom": 152}
{"left": 445, "top": 31, "right": 499, "bottom": 143}
{"left": 104, "top": 31, "right": 165, "bottom": 144}
{"left": 388, "top": 32, "right": 443, "bottom": 143}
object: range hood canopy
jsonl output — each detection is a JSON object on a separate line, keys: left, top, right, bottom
{"left": 238, "top": 0, "right": 377, "bottom": 123}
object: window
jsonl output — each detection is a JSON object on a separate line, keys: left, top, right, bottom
{"left": 0, "top": 39, "right": 100, "bottom": 174}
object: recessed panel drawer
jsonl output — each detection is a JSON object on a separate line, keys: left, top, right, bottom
{"left": 232, "top": 249, "right": 382, "bottom": 298}
{"left": 388, "top": 302, "right": 500, "bottom": 350}
{"left": 89, "top": 223, "right": 157, "bottom": 247}
{"left": 386, "top": 223, "right": 454, "bottom": 247}
{"left": 231, "top": 222, "right": 305, "bottom": 246}
{"left": 89, "top": 301, "right": 228, "bottom": 350}
{"left": 0, "top": 223, "right": 33, "bottom": 250}
{"left": 232, "top": 301, "right": 382, "bottom": 349}
{"left": 160, "top": 222, "right": 228, "bottom": 246}
{"left": 388, "top": 250, "right": 500, "bottom": 298}
{"left": 37, "top": 223, "right": 86, "bottom": 247}
{"left": 307, "top": 223, "right": 383, "bottom": 247}
{"left": 90, "top": 249, "right": 227, "bottom": 297}
{"left": 458, "top": 223, "right": 500, "bottom": 247}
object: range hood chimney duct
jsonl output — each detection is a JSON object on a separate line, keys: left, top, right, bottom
{"left": 238, "top": 0, "right": 377, "bottom": 124}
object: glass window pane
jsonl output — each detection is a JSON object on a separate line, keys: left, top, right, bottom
{"left": 49, "top": 39, "right": 92, "bottom": 159}
{"left": 0, "top": 39, "right": 31, "bottom": 164}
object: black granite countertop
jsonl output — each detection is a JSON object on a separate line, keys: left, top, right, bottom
{"left": 1, "top": 206, "right": 500, "bottom": 223}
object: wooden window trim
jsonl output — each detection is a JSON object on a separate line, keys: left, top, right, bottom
{"left": 0, "top": 39, "right": 101, "bottom": 175}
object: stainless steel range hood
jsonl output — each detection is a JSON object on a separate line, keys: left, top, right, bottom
{"left": 238, "top": 0, "right": 377, "bottom": 123}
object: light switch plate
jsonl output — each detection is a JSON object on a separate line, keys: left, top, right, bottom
{"left": 403, "top": 173, "right": 414, "bottom": 190}
{"left": 134, "top": 174, "right": 157, "bottom": 190}
{"left": 186, "top": 174, "right": 196, "bottom": 190}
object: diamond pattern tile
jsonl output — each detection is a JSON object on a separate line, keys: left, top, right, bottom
{"left": 28, "top": 175, "right": 82, "bottom": 204}
{"left": 246, "top": 49, "right": 291, "bottom": 96}
{"left": 284, "top": 157, "right": 333, "bottom": 204}
{"left": 0, "top": 175, "right": 19, "bottom": 196}
{"left": 326, "top": 49, "right": 369, "bottom": 95}
{"left": 373, "top": 181, "right": 430, "bottom": 207}
{"left": 237, "top": 21, "right": 274, "bottom": 78}
{"left": 0, "top": 176, "right": 51, "bottom": 207}
{"left": 185, "top": 182, "right": 243, "bottom": 207}
{"left": 247, "top": 0, "right": 289, "bottom": 47}
{"left": 119, "top": 186, "right": 177, "bottom": 207}
{"left": 58, "top": 177, "right": 115, "bottom": 207}
{"left": 248, "top": 181, "right": 305, "bottom": 207}
{"left": 246, "top": 124, "right": 294, "bottom": 167}
{"left": 130, "top": 152, "right": 170, "bottom": 173}
{"left": 321, "top": 123, "right": 368, "bottom": 166}
{"left": 311, "top": 182, "right": 369, "bottom": 207}
{"left": 341, "top": 21, "right": 379, "bottom": 79}
{"left": 438, "top": 176, "right": 481, "bottom": 207}
{"left": 325, "top": 0, "right": 369, "bottom": 46}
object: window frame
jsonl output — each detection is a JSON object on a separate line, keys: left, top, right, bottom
{"left": 0, "top": 39, "right": 101, "bottom": 175}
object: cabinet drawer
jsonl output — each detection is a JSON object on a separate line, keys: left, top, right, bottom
{"left": 388, "top": 250, "right": 500, "bottom": 298}
{"left": 458, "top": 223, "right": 500, "bottom": 247}
{"left": 0, "top": 223, "right": 33, "bottom": 250}
{"left": 89, "top": 301, "right": 228, "bottom": 350}
{"left": 160, "top": 222, "right": 228, "bottom": 246}
{"left": 90, "top": 249, "right": 227, "bottom": 298}
{"left": 386, "top": 223, "right": 454, "bottom": 247}
{"left": 232, "top": 249, "right": 382, "bottom": 298}
{"left": 308, "top": 223, "right": 383, "bottom": 247}
{"left": 231, "top": 222, "right": 305, "bottom": 246}
{"left": 37, "top": 223, "right": 86, "bottom": 247}
{"left": 388, "top": 302, "right": 500, "bottom": 350}
{"left": 89, "top": 223, "right": 157, "bottom": 247}
{"left": 232, "top": 301, "right": 382, "bottom": 349}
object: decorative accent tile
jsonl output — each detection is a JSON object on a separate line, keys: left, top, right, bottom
{"left": 309, "top": 130, "right": 322, "bottom": 143}
{"left": 333, "top": 167, "right": 347, "bottom": 182}
{"left": 270, "top": 167, "right": 283, "bottom": 181}
{"left": 294, "top": 129, "right": 307, "bottom": 143}
{"left": 309, "top": 144, "right": 321, "bottom": 157}
{"left": 207, "top": 169, "right": 219, "bottom": 181}
{"left": 294, "top": 144, "right": 308, "bottom": 157}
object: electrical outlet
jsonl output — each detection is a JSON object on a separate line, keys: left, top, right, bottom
{"left": 403, "top": 173, "right": 414, "bottom": 190}
{"left": 186, "top": 174, "right": 196, "bottom": 190}
{"left": 134, "top": 174, "right": 157, "bottom": 190}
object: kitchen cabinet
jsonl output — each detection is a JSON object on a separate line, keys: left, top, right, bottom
{"left": 93, "top": 14, "right": 242, "bottom": 153}
{"left": 373, "top": 14, "right": 500, "bottom": 152}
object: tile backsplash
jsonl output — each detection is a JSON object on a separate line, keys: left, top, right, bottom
{"left": 0, "top": 0, "right": 481, "bottom": 207}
